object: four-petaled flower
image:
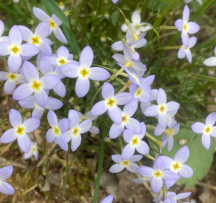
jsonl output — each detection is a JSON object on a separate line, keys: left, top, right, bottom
{"left": 46, "top": 110, "right": 70, "bottom": 151}
{"left": 91, "top": 82, "right": 133, "bottom": 125}
{"left": 109, "top": 154, "right": 142, "bottom": 173}
{"left": 0, "top": 109, "right": 40, "bottom": 153}
{"left": 191, "top": 112, "right": 216, "bottom": 149}
{"left": 23, "top": 141, "right": 39, "bottom": 161}
{"left": 60, "top": 46, "right": 110, "bottom": 98}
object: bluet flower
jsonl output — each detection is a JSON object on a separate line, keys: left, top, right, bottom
{"left": 60, "top": 46, "right": 110, "bottom": 97}
{"left": 33, "top": 7, "right": 67, "bottom": 43}
{"left": 121, "top": 10, "right": 152, "bottom": 35}
{"left": 23, "top": 141, "right": 39, "bottom": 161}
{"left": 13, "top": 61, "right": 61, "bottom": 107}
{"left": 163, "top": 191, "right": 191, "bottom": 203}
{"left": 109, "top": 98, "right": 142, "bottom": 139}
{"left": 91, "top": 82, "right": 133, "bottom": 125}
{"left": 178, "top": 37, "right": 197, "bottom": 63}
{"left": 109, "top": 154, "right": 142, "bottom": 173}
{"left": 46, "top": 110, "right": 70, "bottom": 151}
{"left": 63, "top": 110, "right": 92, "bottom": 151}
{"left": 137, "top": 157, "right": 179, "bottom": 194}
{"left": 144, "top": 88, "right": 180, "bottom": 128}
{"left": 113, "top": 45, "right": 146, "bottom": 72}
{"left": 175, "top": 5, "right": 199, "bottom": 47}
{"left": 191, "top": 112, "right": 216, "bottom": 149}
{"left": 121, "top": 122, "right": 149, "bottom": 160}
{"left": 0, "top": 109, "right": 40, "bottom": 153}
{"left": 0, "top": 25, "right": 39, "bottom": 72}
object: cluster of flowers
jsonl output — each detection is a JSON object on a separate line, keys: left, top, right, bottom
{"left": 175, "top": 5, "right": 200, "bottom": 63}
{"left": 0, "top": 1, "right": 214, "bottom": 202}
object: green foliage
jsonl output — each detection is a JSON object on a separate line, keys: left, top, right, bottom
{"left": 147, "top": 128, "right": 215, "bottom": 186}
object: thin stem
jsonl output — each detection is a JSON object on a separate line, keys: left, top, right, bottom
{"left": 157, "top": 26, "right": 176, "bottom": 30}
{"left": 116, "top": 80, "right": 131, "bottom": 94}
{"left": 144, "top": 154, "right": 155, "bottom": 161}
{"left": 145, "top": 132, "right": 162, "bottom": 148}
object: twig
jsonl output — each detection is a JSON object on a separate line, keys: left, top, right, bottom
{"left": 197, "top": 181, "right": 216, "bottom": 190}
{"left": 22, "top": 184, "right": 38, "bottom": 195}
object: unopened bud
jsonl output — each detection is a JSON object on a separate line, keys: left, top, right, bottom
{"left": 178, "top": 139, "right": 187, "bottom": 145}
{"left": 93, "top": 81, "right": 100, "bottom": 88}
{"left": 104, "top": 136, "right": 111, "bottom": 143}
{"left": 104, "top": 12, "right": 109, "bottom": 19}
{"left": 100, "top": 35, "right": 107, "bottom": 42}
{"left": 74, "top": 105, "right": 80, "bottom": 111}
{"left": 68, "top": 97, "right": 75, "bottom": 105}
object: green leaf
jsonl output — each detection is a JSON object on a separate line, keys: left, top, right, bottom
{"left": 191, "top": 0, "right": 215, "bottom": 21}
{"left": 147, "top": 128, "right": 215, "bottom": 186}
{"left": 40, "top": 0, "right": 70, "bottom": 29}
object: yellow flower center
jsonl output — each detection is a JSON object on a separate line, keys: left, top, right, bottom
{"left": 106, "top": 98, "right": 115, "bottom": 107}
{"left": 164, "top": 128, "right": 174, "bottom": 136}
{"left": 204, "top": 125, "right": 211, "bottom": 134}
{"left": 58, "top": 58, "right": 67, "bottom": 65}
{"left": 31, "top": 36, "right": 40, "bottom": 45}
{"left": 80, "top": 117, "right": 87, "bottom": 122}
{"left": 31, "top": 146, "right": 37, "bottom": 152}
{"left": 8, "top": 73, "right": 17, "bottom": 81}
{"left": 122, "top": 115, "right": 128, "bottom": 123}
{"left": 183, "top": 23, "right": 187, "bottom": 32}
{"left": 10, "top": 45, "right": 20, "bottom": 55}
{"left": 53, "top": 126, "right": 60, "bottom": 135}
{"left": 16, "top": 126, "right": 24, "bottom": 136}
{"left": 135, "top": 88, "right": 142, "bottom": 97}
{"left": 158, "top": 105, "right": 166, "bottom": 113}
{"left": 172, "top": 162, "right": 181, "bottom": 171}
{"left": 31, "top": 81, "right": 42, "bottom": 91}
{"left": 49, "top": 20, "right": 56, "bottom": 28}
{"left": 153, "top": 170, "right": 162, "bottom": 178}
{"left": 122, "top": 160, "right": 129, "bottom": 166}
{"left": 124, "top": 60, "right": 132, "bottom": 68}
{"left": 131, "top": 137, "right": 139, "bottom": 146}
{"left": 134, "top": 24, "right": 141, "bottom": 30}
{"left": 59, "top": 1, "right": 64, "bottom": 6}
{"left": 128, "top": 46, "right": 134, "bottom": 53}
{"left": 79, "top": 68, "right": 89, "bottom": 78}
{"left": 72, "top": 128, "right": 79, "bottom": 136}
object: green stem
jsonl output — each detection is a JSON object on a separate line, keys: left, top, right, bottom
{"left": 92, "top": 129, "right": 105, "bottom": 203}
{"left": 158, "top": 25, "right": 176, "bottom": 30}
{"left": 145, "top": 132, "right": 162, "bottom": 148}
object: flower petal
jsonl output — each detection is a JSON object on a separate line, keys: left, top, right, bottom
{"left": 137, "top": 166, "right": 154, "bottom": 177}
{"left": 68, "top": 110, "right": 80, "bottom": 127}
{"left": 109, "top": 164, "right": 124, "bottom": 173}
{"left": 123, "top": 98, "right": 138, "bottom": 117}
{"left": 125, "top": 118, "right": 142, "bottom": 134}
{"left": 0, "top": 129, "right": 17, "bottom": 143}
{"left": 46, "top": 128, "right": 56, "bottom": 143}
{"left": 91, "top": 101, "right": 107, "bottom": 115}
{"left": 55, "top": 134, "right": 68, "bottom": 151}
{"left": 157, "top": 88, "right": 167, "bottom": 105}
{"left": 187, "top": 22, "right": 200, "bottom": 34}
{"left": 205, "top": 112, "right": 216, "bottom": 126}
{"left": 75, "top": 77, "right": 90, "bottom": 98}
{"left": 13, "top": 83, "right": 33, "bottom": 101}
{"left": 191, "top": 122, "right": 205, "bottom": 134}
{"left": 53, "top": 26, "right": 67, "bottom": 43}
{"left": 32, "top": 107, "right": 44, "bottom": 119}
{"left": 35, "top": 21, "right": 50, "bottom": 39}
{"left": 22, "top": 61, "right": 39, "bottom": 82}
{"left": 34, "top": 89, "right": 48, "bottom": 108}
{"left": 178, "top": 46, "right": 185, "bottom": 59}
{"left": 151, "top": 177, "right": 163, "bottom": 194}
{"left": 101, "top": 195, "right": 114, "bottom": 203}
{"left": 107, "top": 106, "right": 122, "bottom": 125}
{"left": 203, "top": 57, "right": 216, "bottom": 66}
{"left": 0, "top": 182, "right": 14, "bottom": 195}
{"left": 33, "top": 7, "right": 50, "bottom": 21}
{"left": 40, "top": 75, "right": 61, "bottom": 89}
{"left": 109, "top": 123, "right": 124, "bottom": 139}
{"left": 179, "top": 165, "right": 193, "bottom": 178}
{"left": 112, "top": 53, "right": 126, "bottom": 64}
{"left": 121, "top": 144, "right": 135, "bottom": 160}
{"left": 58, "top": 118, "right": 70, "bottom": 133}
{"left": 174, "top": 146, "right": 189, "bottom": 163}
{"left": 89, "top": 67, "right": 110, "bottom": 81}
{"left": 71, "top": 134, "right": 81, "bottom": 151}
{"left": 153, "top": 157, "right": 165, "bottom": 170}
{"left": 57, "top": 46, "right": 69, "bottom": 58}
{"left": 126, "top": 162, "right": 139, "bottom": 173}
{"left": 4, "top": 80, "right": 16, "bottom": 94}
{"left": 115, "top": 92, "right": 133, "bottom": 105}
{"left": 183, "top": 5, "right": 190, "bottom": 22}
{"left": 79, "top": 45, "right": 93, "bottom": 68}
{"left": 175, "top": 192, "right": 191, "bottom": 200}
{"left": 17, "top": 133, "right": 31, "bottom": 153}
{"left": 8, "top": 54, "right": 22, "bottom": 73}
{"left": 46, "top": 97, "right": 63, "bottom": 110}
{"left": 20, "top": 44, "right": 39, "bottom": 57}
{"left": 102, "top": 82, "right": 114, "bottom": 100}
{"left": 79, "top": 119, "right": 92, "bottom": 134}
{"left": 0, "top": 42, "right": 10, "bottom": 56}
{"left": 0, "top": 166, "right": 13, "bottom": 181}
{"left": 9, "top": 25, "right": 22, "bottom": 45}
{"left": 136, "top": 140, "right": 149, "bottom": 155}
{"left": 18, "top": 25, "right": 32, "bottom": 41}
{"left": 60, "top": 64, "right": 79, "bottom": 78}
{"left": 23, "top": 118, "right": 40, "bottom": 133}
{"left": 111, "top": 41, "right": 124, "bottom": 51}
{"left": 53, "top": 81, "right": 66, "bottom": 97}
{"left": 158, "top": 113, "right": 168, "bottom": 129}
{"left": 144, "top": 105, "right": 158, "bottom": 116}
{"left": 123, "top": 45, "right": 132, "bottom": 61}
{"left": 9, "top": 109, "right": 22, "bottom": 128}
{"left": 202, "top": 134, "right": 211, "bottom": 150}
{"left": 186, "top": 49, "right": 192, "bottom": 63}
{"left": 47, "top": 110, "right": 58, "bottom": 127}
{"left": 174, "top": 19, "right": 183, "bottom": 31}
